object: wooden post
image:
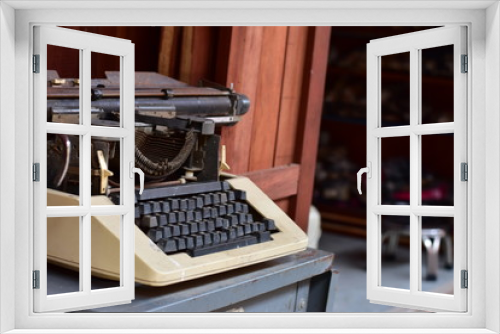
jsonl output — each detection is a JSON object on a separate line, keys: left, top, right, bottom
{"left": 248, "top": 26, "right": 288, "bottom": 171}
{"left": 221, "top": 27, "right": 264, "bottom": 174}
{"left": 291, "top": 26, "right": 332, "bottom": 231}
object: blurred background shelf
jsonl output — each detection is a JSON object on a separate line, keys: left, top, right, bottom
{"left": 315, "top": 26, "right": 454, "bottom": 238}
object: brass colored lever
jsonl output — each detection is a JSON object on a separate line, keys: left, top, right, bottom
{"left": 220, "top": 145, "right": 230, "bottom": 171}
{"left": 97, "top": 150, "right": 114, "bottom": 194}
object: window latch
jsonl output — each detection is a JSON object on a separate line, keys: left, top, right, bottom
{"left": 357, "top": 162, "right": 371, "bottom": 195}
{"left": 130, "top": 162, "right": 145, "bottom": 195}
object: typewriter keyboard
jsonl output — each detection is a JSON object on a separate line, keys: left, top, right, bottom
{"left": 128, "top": 181, "right": 279, "bottom": 257}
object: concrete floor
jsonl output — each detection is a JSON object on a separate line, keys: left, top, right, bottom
{"left": 318, "top": 231, "right": 454, "bottom": 312}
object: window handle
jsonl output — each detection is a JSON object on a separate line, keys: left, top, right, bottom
{"left": 357, "top": 162, "right": 371, "bottom": 195}
{"left": 130, "top": 162, "right": 145, "bottom": 195}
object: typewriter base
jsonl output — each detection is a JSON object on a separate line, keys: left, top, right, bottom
{"left": 45, "top": 248, "right": 338, "bottom": 312}
{"left": 47, "top": 176, "right": 308, "bottom": 287}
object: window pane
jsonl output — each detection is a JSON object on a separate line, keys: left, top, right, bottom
{"left": 421, "top": 45, "right": 454, "bottom": 124}
{"left": 47, "top": 45, "right": 80, "bottom": 125}
{"left": 421, "top": 134, "right": 454, "bottom": 206}
{"left": 381, "top": 215, "right": 410, "bottom": 290}
{"left": 381, "top": 136, "right": 410, "bottom": 205}
{"left": 91, "top": 52, "right": 121, "bottom": 127}
{"left": 91, "top": 215, "right": 121, "bottom": 290}
{"left": 420, "top": 216, "right": 454, "bottom": 295}
{"left": 90, "top": 137, "right": 121, "bottom": 203}
{"left": 47, "top": 134, "right": 81, "bottom": 205}
{"left": 47, "top": 216, "right": 80, "bottom": 295}
{"left": 381, "top": 52, "right": 410, "bottom": 126}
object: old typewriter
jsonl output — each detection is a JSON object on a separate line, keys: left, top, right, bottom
{"left": 47, "top": 71, "right": 307, "bottom": 286}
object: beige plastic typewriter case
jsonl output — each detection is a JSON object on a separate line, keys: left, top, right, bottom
{"left": 47, "top": 176, "right": 308, "bottom": 286}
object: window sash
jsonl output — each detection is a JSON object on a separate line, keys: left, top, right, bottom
{"left": 366, "top": 26, "right": 467, "bottom": 312}
{"left": 32, "top": 26, "right": 136, "bottom": 313}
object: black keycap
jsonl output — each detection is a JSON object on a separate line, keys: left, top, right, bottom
{"left": 202, "top": 207, "right": 211, "bottom": 219}
{"left": 187, "top": 199, "right": 196, "bottom": 211}
{"left": 210, "top": 207, "right": 218, "bottom": 219}
{"left": 217, "top": 205, "right": 227, "bottom": 216}
{"left": 236, "top": 226, "right": 244, "bottom": 237}
{"left": 188, "top": 235, "right": 258, "bottom": 257}
{"left": 179, "top": 223, "right": 190, "bottom": 236}
{"left": 188, "top": 222, "right": 198, "bottom": 234}
{"left": 238, "top": 212, "right": 247, "bottom": 224}
{"left": 246, "top": 214, "right": 254, "bottom": 223}
{"left": 167, "top": 212, "right": 177, "bottom": 224}
{"left": 161, "top": 226, "right": 172, "bottom": 238}
{"left": 215, "top": 217, "right": 223, "bottom": 228}
{"left": 243, "top": 224, "right": 252, "bottom": 235}
{"left": 241, "top": 204, "right": 249, "bottom": 214}
{"left": 198, "top": 220, "right": 207, "bottom": 232}
{"left": 169, "top": 199, "right": 179, "bottom": 211}
{"left": 185, "top": 236, "right": 195, "bottom": 250}
{"left": 220, "top": 192, "right": 228, "bottom": 203}
{"left": 220, "top": 231, "right": 228, "bottom": 243}
{"left": 207, "top": 220, "right": 215, "bottom": 232}
{"left": 227, "top": 191, "right": 236, "bottom": 201}
{"left": 263, "top": 218, "right": 278, "bottom": 231}
{"left": 139, "top": 202, "right": 151, "bottom": 215}
{"left": 220, "top": 218, "right": 230, "bottom": 230}
{"left": 194, "top": 210, "right": 203, "bottom": 221}
{"left": 161, "top": 201, "right": 170, "bottom": 213}
{"left": 212, "top": 231, "right": 221, "bottom": 245}
{"left": 150, "top": 201, "right": 161, "bottom": 213}
{"left": 234, "top": 202, "right": 243, "bottom": 213}
{"left": 226, "top": 203, "right": 234, "bottom": 215}
{"left": 135, "top": 207, "right": 141, "bottom": 218}
{"left": 194, "top": 196, "right": 204, "bottom": 209}
{"left": 256, "top": 222, "right": 266, "bottom": 232}
{"left": 179, "top": 199, "right": 188, "bottom": 211}
{"left": 157, "top": 214, "right": 168, "bottom": 226}
{"left": 202, "top": 232, "right": 212, "bottom": 245}
{"left": 251, "top": 223, "right": 260, "bottom": 232}
{"left": 171, "top": 224, "right": 180, "bottom": 237}
{"left": 174, "top": 237, "right": 186, "bottom": 251}
{"left": 193, "top": 234, "right": 204, "bottom": 247}
{"left": 228, "top": 228, "right": 237, "bottom": 240}
{"left": 212, "top": 193, "right": 220, "bottom": 205}
{"left": 202, "top": 193, "right": 212, "bottom": 205}
{"left": 147, "top": 228, "right": 163, "bottom": 242}
{"left": 185, "top": 210, "right": 194, "bottom": 222}
{"left": 158, "top": 238, "right": 177, "bottom": 253}
{"left": 177, "top": 211, "right": 186, "bottom": 223}
{"left": 228, "top": 214, "right": 238, "bottom": 226}
{"left": 235, "top": 190, "right": 247, "bottom": 200}
{"left": 252, "top": 231, "right": 271, "bottom": 243}
{"left": 141, "top": 215, "right": 157, "bottom": 229}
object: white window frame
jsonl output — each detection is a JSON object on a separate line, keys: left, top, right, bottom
{"left": 366, "top": 26, "right": 468, "bottom": 312}
{"left": 33, "top": 26, "right": 136, "bottom": 313}
{"left": 0, "top": 1, "right": 499, "bottom": 333}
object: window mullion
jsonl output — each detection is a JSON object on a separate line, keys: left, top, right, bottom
{"left": 81, "top": 48, "right": 92, "bottom": 294}
{"left": 409, "top": 48, "right": 420, "bottom": 294}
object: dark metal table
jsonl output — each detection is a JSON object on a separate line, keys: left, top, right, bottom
{"left": 48, "top": 248, "right": 338, "bottom": 312}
